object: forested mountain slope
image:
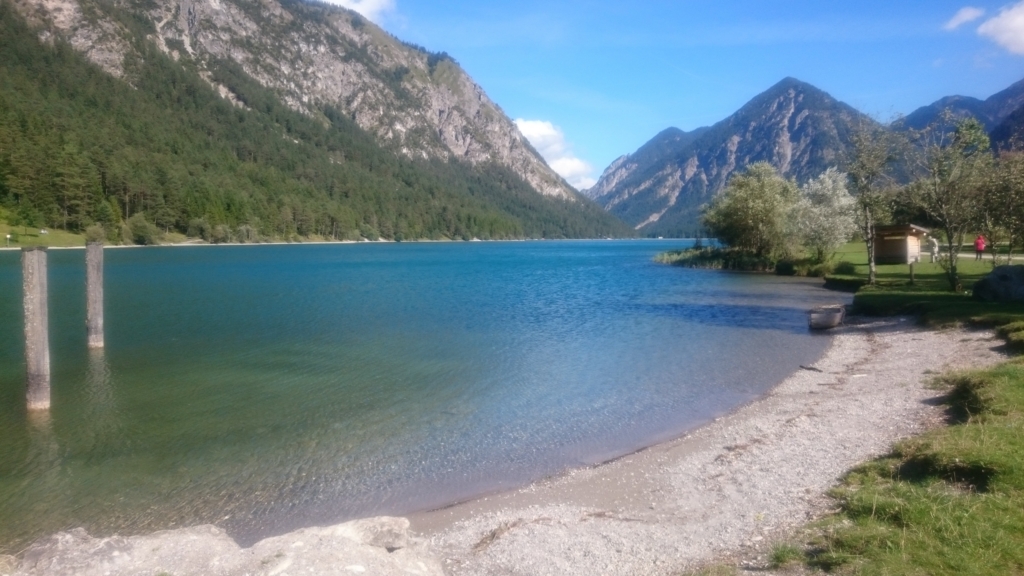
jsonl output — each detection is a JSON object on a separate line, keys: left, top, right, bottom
{"left": 0, "top": 1, "right": 629, "bottom": 241}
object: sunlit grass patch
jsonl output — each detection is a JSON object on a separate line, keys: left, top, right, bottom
{"left": 803, "top": 362, "right": 1024, "bottom": 575}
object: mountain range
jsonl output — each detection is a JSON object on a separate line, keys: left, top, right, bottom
{"left": 896, "top": 79, "right": 1024, "bottom": 132}
{"left": 0, "top": 0, "right": 629, "bottom": 240}
{"left": 587, "top": 77, "right": 1024, "bottom": 237}
{"left": 4, "top": 0, "right": 1022, "bottom": 242}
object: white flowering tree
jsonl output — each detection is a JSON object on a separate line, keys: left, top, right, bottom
{"left": 795, "top": 168, "right": 858, "bottom": 263}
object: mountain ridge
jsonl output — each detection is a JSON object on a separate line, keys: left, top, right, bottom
{"left": 992, "top": 103, "right": 1024, "bottom": 150}
{"left": 590, "top": 77, "right": 874, "bottom": 236}
{"left": 898, "top": 78, "right": 1024, "bottom": 132}
{"left": 592, "top": 75, "right": 1024, "bottom": 236}
{"left": 0, "top": 0, "right": 630, "bottom": 241}
{"left": 11, "top": 0, "right": 579, "bottom": 201}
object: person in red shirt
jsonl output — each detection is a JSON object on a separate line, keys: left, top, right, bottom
{"left": 975, "top": 235, "right": 986, "bottom": 261}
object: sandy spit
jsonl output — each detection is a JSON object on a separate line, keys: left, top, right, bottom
{"left": 410, "top": 317, "right": 1008, "bottom": 575}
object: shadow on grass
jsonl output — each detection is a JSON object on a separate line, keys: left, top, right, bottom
{"left": 851, "top": 288, "right": 1024, "bottom": 328}
{"left": 893, "top": 455, "right": 995, "bottom": 494}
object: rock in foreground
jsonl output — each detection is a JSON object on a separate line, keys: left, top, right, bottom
{"left": 973, "top": 265, "right": 1024, "bottom": 302}
{"left": 8, "top": 517, "right": 442, "bottom": 576}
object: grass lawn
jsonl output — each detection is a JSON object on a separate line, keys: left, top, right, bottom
{"left": 0, "top": 222, "right": 86, "bottom": 248}
{"left": 830, "top": 241, "right": 1000, "bottom": 292}
{"left": 825, "top": 241, "right": 1024, "bottom": 328}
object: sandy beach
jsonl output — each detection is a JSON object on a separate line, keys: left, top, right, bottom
{"left": 4, "top": 317, "right": 1010, "bottom": 575}
{"left": 410, "top": 317, "right": 1008, "bottom": 575}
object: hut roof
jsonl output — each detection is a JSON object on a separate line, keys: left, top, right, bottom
{"left": 875, "top": 224, "right": 930, "bottom": 237}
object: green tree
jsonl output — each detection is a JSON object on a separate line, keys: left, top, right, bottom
{"left": 126, "top": 212, "right": 161, "bottom": 245}
{"left": 907, "top": 115, "right": 994, "bottom": 290}
{"left": 981, "top": 152, "right": 1024, "bottom": 264}
{"left": 54, "top": 141, "right": 101, "bottom": 231}
{"left": 847, "top": 123, "right": 904, "bottom": 285}
{"left": 702, "top": 162, "right": 798, "bottom": 260}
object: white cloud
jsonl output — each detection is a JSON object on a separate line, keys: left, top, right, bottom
{"left": 321, "top": 0, "right": 395, "bottom": 23}
{"left": 978, "top": 2, "right": 1024, "bottom": 54}
{"left": 514, "top": 119, "right": 597, "bottom": 190}
{"left": 943, "top": 6, "right": 985, "bottom": 30}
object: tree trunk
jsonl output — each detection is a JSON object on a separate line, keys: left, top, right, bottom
{"left": 944, "top": 229, "right": 960, "bottom": 291}
{"left": 864, "top": 205, "right": 876, "bottom": 285}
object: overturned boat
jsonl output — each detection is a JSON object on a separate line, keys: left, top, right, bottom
{"left": 809, "top": 305, "right": 845, "bottom": 330}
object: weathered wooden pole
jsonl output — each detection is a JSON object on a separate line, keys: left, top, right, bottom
{"left": 86, "top": 242, "right": 104, "bottom": 348}
{"left": 22, "top": 247, "right": 50, "bottom": 411}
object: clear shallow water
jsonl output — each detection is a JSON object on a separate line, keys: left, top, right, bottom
{"left": 0, "top": 241, "right": 847, "bottom": 550}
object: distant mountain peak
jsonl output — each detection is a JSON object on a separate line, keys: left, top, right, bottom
{"left": 588, "top": 76, "right": 874, "bottom": 236}
{"left": 772, "top": 76, "right": 811, "bottom": 89}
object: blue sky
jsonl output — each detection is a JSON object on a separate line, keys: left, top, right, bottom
{"left": 328, "top": 0, "right": 1024, "bottom": 189}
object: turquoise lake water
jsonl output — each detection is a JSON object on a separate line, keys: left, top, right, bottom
{"left": 0, "top": 241, "right": 846, "bottom": 550}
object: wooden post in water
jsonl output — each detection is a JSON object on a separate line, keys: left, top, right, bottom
{"left": 22, "top": 247, "right": 50, "bottom": 411}
{"left": 86, "top": 242, "right": 104, "bottom": 348}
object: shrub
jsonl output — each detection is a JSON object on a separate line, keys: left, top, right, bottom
{"left": 656, "top": 248, "right": 776, "bottom": 271}
{"left": 126, "top": 213, "right": 160, "bottom": 245}
{"left": 84, "top": 224, "right": 106, "bottom": 243}
{"left": 808, "top": 261, "right": 835, "bottom": 277}
{"left": 187, "top": 218, "right": 211, "bottom": 240}
{"left": 775, "top": 260, "right": 796, "bottom": 276}
{"left": 236, "top": 225, "right": 257, "bottom": 243}
{"left": 834, "top": 261, "right": 857, "bottom": 275}
{"left": 210, "top": 224, "right": 231, "bottom": 244}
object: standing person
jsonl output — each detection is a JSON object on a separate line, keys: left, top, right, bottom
{"left": 975, "top": 235, "right": 986, "bottom": 261}
{"left": 929, "top": 236, "right": 939, "bottom": 263}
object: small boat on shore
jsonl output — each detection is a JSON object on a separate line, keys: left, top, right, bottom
{"left": 809, "top": 305, "right": 845, "bottom": 330}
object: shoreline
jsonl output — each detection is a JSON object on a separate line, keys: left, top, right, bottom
{"left": 0, "top": 237, "right": 679, "bottom": 251}
{"left": 410, "top": 316, "right": 1008, "bottom": 575}
{"left": 3, "top": 318, "right": 1008, "bottom": 575}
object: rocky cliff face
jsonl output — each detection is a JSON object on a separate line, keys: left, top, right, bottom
{"left": 11, "top": 0, "right": 575, "bottom": 200}
{"left": 591, "top": 78, "right": 873, "bottom": 236}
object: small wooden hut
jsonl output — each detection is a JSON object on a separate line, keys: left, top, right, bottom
{"left": 874, "top": 224, "right": 930, "bottom": 265}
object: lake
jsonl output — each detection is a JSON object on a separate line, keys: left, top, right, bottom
{"left": 0, "top": 241, "right": 847, "bottom": 551}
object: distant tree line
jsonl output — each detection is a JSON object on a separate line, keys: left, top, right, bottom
{"left": 0, "top": 3, "right": 628, "bottom": 245}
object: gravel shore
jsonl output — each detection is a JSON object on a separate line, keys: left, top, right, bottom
{"left": 4, "top": 317, "right": 1008, "bottom": 575}
{"left": 411, "top": 317, "right": 1008, "bottom": 575}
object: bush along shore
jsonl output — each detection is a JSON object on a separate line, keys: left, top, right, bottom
{"left": 654, "top": 247, "right": 839, "bottom": 277}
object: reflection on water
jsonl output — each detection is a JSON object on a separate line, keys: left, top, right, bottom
{"left": 0, "top": 242, "right": 850, "bottom": 551}
{"left": 25, "top": 411, "right": 58, "bottom": 470}
{"left": 82, "top": 349, "right": 123, "bottom": 453}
